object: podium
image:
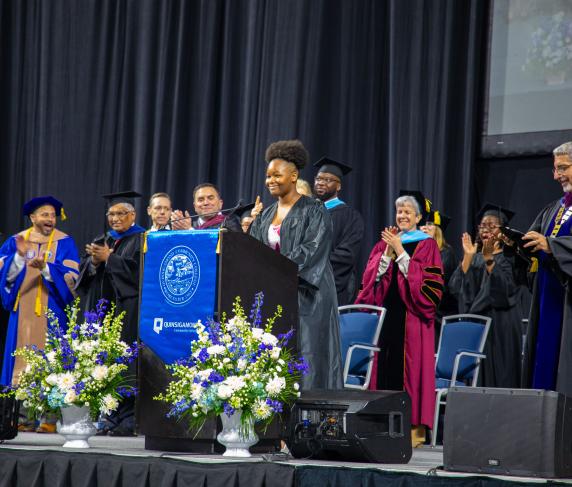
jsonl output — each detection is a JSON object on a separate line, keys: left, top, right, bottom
{"left": 137, "top": 230, "right": 298, "bottom": 452}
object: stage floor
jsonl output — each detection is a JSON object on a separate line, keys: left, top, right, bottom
{"left": 1, "top": 433, "right": 569, "bottom": 484}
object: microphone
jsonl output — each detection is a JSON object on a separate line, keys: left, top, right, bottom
{"left": 165, "top": 200, "right": 245, "bottom": 230}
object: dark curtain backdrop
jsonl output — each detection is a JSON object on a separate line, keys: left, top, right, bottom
{"left": 0, "top": 0, "right": 494, "bottom": 269}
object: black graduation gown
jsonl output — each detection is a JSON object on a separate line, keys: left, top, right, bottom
{"left": 449, "top": 252, "right": 523, "bottom": 388}
{"left": 249, "top": 195, "right": 343, "bottom": 390}
{"left": 328, "top": 203, "right": 365, "bottom": 306}
{"left": 522, "top": 199, "right": 572, "bottom": 396}
{"left": 75, "top": 232, "right": 142, "bottom": 345}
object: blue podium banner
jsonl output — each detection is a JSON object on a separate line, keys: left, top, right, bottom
{"left": 139, "top": 230, "right": 219, "bottom": 364}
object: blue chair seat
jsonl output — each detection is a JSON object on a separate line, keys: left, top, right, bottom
{"left": 346, "top": 375, "right": 365, "bottom": 386}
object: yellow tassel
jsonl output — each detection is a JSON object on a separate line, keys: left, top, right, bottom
{"left": 60, "top": 208, "right": 67, "bottom": 221}
{"left": 530, "top": 257, "right": 539, "bottom": 273}
{"left": 35, "top": 283, "right": 43, "bottom": 317}
{"left": 434, "top": 211, "right": 441, "bottom": 226}
{"left": 12, "top": 295, "right": 20, "bottom": 312}
{"left": 425, "top": 199, "right": 432, "bottom": 212}
{"left": 216, "top": 230, "right": 222, "bottom": 254}
{"left": 143, "top": 232, "right": 148, "bottom": 253}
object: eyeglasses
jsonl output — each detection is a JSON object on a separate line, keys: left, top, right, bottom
{"left": 314, "top": 176, "right": 340, "bottom": 184}
{"left": 106, "top": 211, "right": 132, "bottom": 218}
{"left": 478, "top": 223, "right": 499, "bottom": 230}
{"left": 552, "top": 164, "right": 572, "bottom": 175}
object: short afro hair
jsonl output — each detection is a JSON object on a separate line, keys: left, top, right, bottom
{"left": 264, "top": 139, "right": 308, "bottom": 170}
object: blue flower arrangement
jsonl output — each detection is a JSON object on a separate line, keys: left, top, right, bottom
{"left": 8, "top": 298, "right": 140, "bottom": 419}
{"left": 155, "top": 292, "right": 307, "bottom": 428}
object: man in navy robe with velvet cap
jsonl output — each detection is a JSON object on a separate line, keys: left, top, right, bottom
{"left": 313, "top": 157, "right": 364, "bottom": 305}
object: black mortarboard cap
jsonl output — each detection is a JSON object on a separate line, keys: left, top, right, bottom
{"left": 23, "top": 196, "right": 66, "bottom": 219}
{"left": 313, "top": 157, "right": 352, "bottom": 179}
{"left": 398, "top": 189, "right": 432, "bottom": 220}
{"left": 427, "top": 210, "right": 451, "bottom": 231}
{"left": 102, "top": 190, "right": 142, "bottom": 208}
{"left": 238, "top": 202, "right": 255, "bottom": 220}
{"left": 476, "top": 203, "right": 515, "bottom": 225}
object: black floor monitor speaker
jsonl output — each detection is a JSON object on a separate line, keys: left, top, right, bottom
{"left": 288, "top": 389, "right": 412, "bottom": 464}
{"left": 444, "top": 387, "right": 572, "bottom": 478}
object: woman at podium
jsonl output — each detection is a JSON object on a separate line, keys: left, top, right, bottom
{"left": 249, "top": 139, "right": 343, "bottom": 390}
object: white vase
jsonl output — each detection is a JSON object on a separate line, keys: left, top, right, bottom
{"left": 217, "top": 410, "right": 259, "bottom": 457}
{"left": 57, "top": 405, "right": 96, "bottom": 448}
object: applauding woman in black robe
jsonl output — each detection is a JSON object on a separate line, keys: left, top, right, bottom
{"left": 249, "top": 140, "right": 342, "bottom": 390}
{"left": 449, "top": 204, "right": 524, "bottom": 388}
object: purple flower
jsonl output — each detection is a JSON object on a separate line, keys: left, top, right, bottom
{"left": 249, "top": 291, "right": 264, "bottom": 327}
{"left": 266, "top": 398, "right": 283, "bottom": 413}
{"left": 84, "top": 311, "right": 98, "bottom": 324}
{"left": 288, "top": 357, "right": 309, "bottom": 376}
{"left": 174, "top": 357, "right": 196, "bottom": 367}
{"left": 73, "top": 381, "right": 85, "bottom": 395}
{"left": 167, "top": 398, "right": 192, "bottom": 418}
{"left": 198, "top": 348, "right": 210, "bottom": 363}
{"left": 96, "top": 299, "right": 108, "bottom": 320}
{"left": 223, "top": 402, "right": 235, "bottom": 417}
{"left": 208, "top": 371, "right": 225, "bottom": 383}
{"left": 278, "top": 329, "right": 295, "bottom": 346}
{"left": 117, "top": 386, "right": 138, "bottom": 398}
{"left": 95, "top": 351, "right": 108, "bottom": 365}
{"left": 205, "top": 320, "right": 222, "bottom": 345}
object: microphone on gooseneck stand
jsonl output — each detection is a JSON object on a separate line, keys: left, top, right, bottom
{"left": 164, "top": 200, "right": 245, "bottom": 230}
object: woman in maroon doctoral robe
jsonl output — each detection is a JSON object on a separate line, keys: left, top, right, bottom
{"left": 356, "top": 192, "right": 443, "bottom": 446}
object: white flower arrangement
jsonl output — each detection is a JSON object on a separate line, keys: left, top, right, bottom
{"left": 155, "top": 292, "right": 308, "bottom": 429}
{"left": 5, "top": 298, "right": 140, "bottom": 419}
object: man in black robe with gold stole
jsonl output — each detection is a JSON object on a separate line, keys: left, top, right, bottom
{"left": 75, "top": 191, "right": 145, "bottom": 436}
{"left": 521, "top": 141, "right": 572, "bottom": 396}
{"left": 313, "top": 158, "right": 364, "bottom": 305}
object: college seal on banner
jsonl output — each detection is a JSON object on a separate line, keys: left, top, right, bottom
{"left": 159, "top": 245, "right": 201, "bottom": 305}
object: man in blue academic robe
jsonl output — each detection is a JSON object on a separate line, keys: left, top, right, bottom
{"left": 0, "top": 196, "right": 79, "bottom": 385}
{"left": 521, "top": 141, "right": 572, "bottom": 396}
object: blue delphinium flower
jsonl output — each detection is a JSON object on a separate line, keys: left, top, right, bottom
{"left": 278, "top": 329, "right": 295, "bottom": 346}
{"left": 266, "top": 399, "right": 283, "bottom": 413}
{"left": 95, "top": 351, "right": 108, "bottom": 365}
{"left": 116, "top": 386, "right": 138, "bottom": 398}
{"left": 167, "top": 398, "right": 193, "bottom": 418}
{"left": 73, "top": 381, "right": 86, "bottom": 395}
{"left": 249, "top": 291, "right": 264, "bottom": 328}
{"left": 208, "top": 371, "right": 224, "bottom": 383}
{"left": 198, "top": 348, "right": 210, "bottom": 363}
{"left": 223, "top": 402, "right": 235, "bottom": 417}
{"left": 288, "top": 357, "right": 309, "bottom": 375}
